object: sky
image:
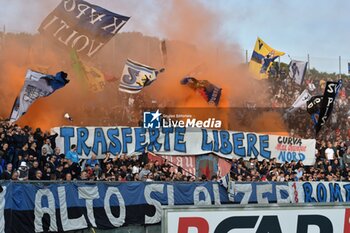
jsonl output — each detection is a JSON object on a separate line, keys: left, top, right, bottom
{"left": 0, "top": 0, "right": 349, "bottom": 73}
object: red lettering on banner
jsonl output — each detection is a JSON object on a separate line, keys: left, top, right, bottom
{"left": 276, "top": 144, "right": 307, "bottom": 152}
{"left": 276, "top": 144, "right": 287, "bottom": 150}
{"left": 344, "top": 208, "right": 350, "bottom": 233}
{"left": 287, "top": 145, "right": 307, "bottom": 152}
{"left": 178, "top": 217, "right": 209, "bottom": 233}
{"left": 292, "top": 182, "right": 299, "bottom": 203}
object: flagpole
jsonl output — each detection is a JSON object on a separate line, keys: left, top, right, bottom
{"left": 245, "top": 50, "right": 248, "bottom": 64}
{"left": 278, "top": 56, "right": 281, "bottom": 72}
{"left": 339, "top": 56, "right": 342, "bottom": 79}
{"left": 1, "top": 25, "right": 5, "bottom": 51}
{"left": 307, "top": 54, "right": 310, "bottom": 71}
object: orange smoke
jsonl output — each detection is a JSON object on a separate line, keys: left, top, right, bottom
{"left": 0, "top": 1, "right": 287, "bottom": 134}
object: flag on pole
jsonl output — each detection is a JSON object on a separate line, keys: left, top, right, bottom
{"left": 306, "top": 95, "right": 323, "bottom": 115}
{"left": 83, "top": 65, "right": 105, "bottom": 92}
{"left": 160, "top": 39, "right": 167, "bottom": 66}
{"left": 180, "top": 77, "right": 222, "bottom": 106}
{"left": 286, "top": 89, "right": 311, "bottom": 114}
{"left": 218, "top": 173, "right": 231, "bottom": 189}
{"left": 70, "top": 50, "right": 105, "bottom": 92}
{"left": 289, "top": 60, "right": 308, "bottom": 85}
{"left": 38, "top": 0, "right": 130, "bottom": 59}
{"left": 306, "top": 95, "right": 323, "bottom": 126}
{"left": 119, "top": 59, "right": 158, "bottom": 94}
{"left": 10, "top": 70, "right": 69, "bottom": 122}
{"left": 70, "top": 50, "right": 88, "bottom": 89}
{"left": 348, "top": 62, "right": 350, "bottom": 74}
{"left": 249, "top": 37, "right": 285, "bottom": 80}
{"left": 315, "top": 80, "right": 342, "bottom": 134}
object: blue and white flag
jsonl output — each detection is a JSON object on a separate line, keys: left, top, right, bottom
{"left": 38, "top": 0, "right": 130, "bottom": 58}
{"left": 10, "top": 70, "right": 69, "bottom": 122}
{"left": 119, "top": 59, "right": 158, "bottom": 94}
{"left": 219, "top": 173, "right": 231, "bottom": 189}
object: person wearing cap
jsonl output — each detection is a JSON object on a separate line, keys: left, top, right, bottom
{"left": 18, "top": 161, "right": 29, "bottom": 180}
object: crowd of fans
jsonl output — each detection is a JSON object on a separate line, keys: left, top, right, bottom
{"left": 0, "top": 120, "right": 201, "bottom": 182}
{"left": 1, "top": 68, "right": 350, "bottom": 183}
{"left": 0, "top": 117, "right": 349, "bottom": 183}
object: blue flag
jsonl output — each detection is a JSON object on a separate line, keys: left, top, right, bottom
{"left": 10, "top": 70, "right": 69, "bottom": 122}
{"left": 180, "top": 77, "right": 222, "bottom": 106}
{"left": 38, "top": 0, "right": 130, "bottom": 58}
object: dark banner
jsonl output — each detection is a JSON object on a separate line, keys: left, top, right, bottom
{"left": 315, "top": 80, "right": 342, "bottom": 134}
{"left": 38, "top": 0, "right": 130, "bottom": 58}
{"left": 0, "top": 182, "right": 228, "bottom": 233}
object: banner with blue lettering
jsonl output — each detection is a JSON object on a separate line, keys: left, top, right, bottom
{"left": 38, "top": 0, "right": 130, "bottom": 58}
{"left": 53, "top": 127, "right": 316, "bottom": 165}
{"left": 0, "top": 182, "right": 227, "bottom": 233}
{"left": 229, "top": 182, "right": 350, "bottom": 204}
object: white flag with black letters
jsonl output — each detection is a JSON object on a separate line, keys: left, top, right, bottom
{"left": 285, "top": 89, "right": 311, "bottom": 116}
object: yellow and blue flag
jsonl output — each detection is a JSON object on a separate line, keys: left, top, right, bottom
{"left": 70, "top": 50, "right": 105, "bottom": 93}
{"left": 249, "top": 37, "right": 285, "bottom": 80}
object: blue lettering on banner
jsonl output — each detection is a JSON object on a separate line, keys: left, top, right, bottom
{"left": 212, "top": 130, "right": 219, "bottom": 152}
{"left": 77, "top": 127, "right": 90, "bottom": 155}
{"left": 247, "top": 133, "right": 259, "bottom": 157}
{"left": 303, "top": 182, "right": 317, "bottom": 203}
{"left": 134, "top": 128, "right": 146, "bottom": 152}
{"left": 174, "top": 127, "right": 186, "bottom": 152}
{"left": 278, "top": 152, "right": 306, "bottom": 162}
{"left": 121, "top": 128, "right": 132, "bottom": 153}
{"left": 344, "top": 184, "right": 350, "bottom": 202}
{"left": 60, "top": 127, "right": 74, "bottom": 154}
{"left": 57, "top": 127, "right": 313, "bottom": 162}
{"left": 162, "top": 127, "right": 173, "bottom": 151}
{"left": 259, "top": 135, "right": 271, "bottom": 159}
{"left": 92, "top": 128, "right": 107, "bottom": 154}
{"left": 329, "top": 183, "right": 343, "bottom": 202}
{"left": 317, "top": 183, "right": 327, "bottom": 202}
{"left": 219, "top": 131, "right": 232, "bottom": 155}
{"left": 230, "top": 182, "right": 350, "bottom": 204}
{"left": 201, "top": 129, "right": 212, "bottom": 151}
{"left": 147, "top": 128, "right": 162, "bottom": 152}
{"left": 233, "top": 133, "right": 245, "bottom": 157}
{"left": 107, "top": 128, "right": 121, "bottom": 154}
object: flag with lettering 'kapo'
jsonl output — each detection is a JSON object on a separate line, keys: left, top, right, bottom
{"left": 38, "top": 0, "right": 130, "bottom": 59}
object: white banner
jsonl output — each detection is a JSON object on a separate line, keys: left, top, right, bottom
{"left": 53, "top": 127, "right": 316, "bottom": 165}
{"left": 229, "top": 182, "right": 350, "bottom": 204}
{"left": 164, "top": 205, "right": 349, "bottom": 233}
